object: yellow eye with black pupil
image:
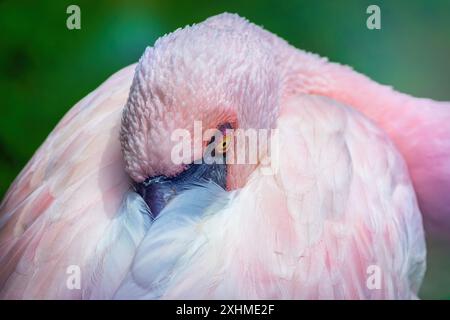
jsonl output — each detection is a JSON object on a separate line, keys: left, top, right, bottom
{"left": 215, "top": 135, "right": 231, "bottom": 154}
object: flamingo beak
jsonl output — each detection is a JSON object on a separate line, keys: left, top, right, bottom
{"left": 135, "top": 161, "right": 227, "bottom": 218}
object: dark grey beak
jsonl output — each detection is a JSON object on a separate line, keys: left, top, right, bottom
{"left": 135, "top": 161, "right": 227, "bottom": 219}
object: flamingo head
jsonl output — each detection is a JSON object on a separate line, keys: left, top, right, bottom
{"left": 120, "top": 14, "right": 281, "bottom": 216}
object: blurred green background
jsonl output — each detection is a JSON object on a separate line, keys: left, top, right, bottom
{"left": 0, "top": 0, "right": 449, "bottom": 299}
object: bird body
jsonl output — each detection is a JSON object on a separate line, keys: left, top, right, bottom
{"left": 0, "top": 13, "right": 449, "bottom": 299}
{"left": 115, "top": 95, "right": 426, "bottom": 299}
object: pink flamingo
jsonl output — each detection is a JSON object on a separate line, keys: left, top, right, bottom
{"left": 0, "top": 13, "right": 449, "bottom": 299}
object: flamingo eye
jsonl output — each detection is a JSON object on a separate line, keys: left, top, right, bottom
{"left": 215, "top": 135, "right": 231, "bottom": 154}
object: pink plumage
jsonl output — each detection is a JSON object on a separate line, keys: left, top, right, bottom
{"left": 0, "top": 13, "right": 449, "bottom": 299}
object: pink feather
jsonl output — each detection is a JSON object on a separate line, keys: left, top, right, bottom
{"left": 0, "top": 13, "right": 448, "bottom": 299}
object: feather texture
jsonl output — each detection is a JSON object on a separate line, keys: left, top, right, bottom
{"left": 0, "top": 65, "right": 136, "bottom": 299}
{"left": 114, "top": 95, "right": 426, "bottom": 299}
{"left": 0, "top": 13, "right": 443, "bottom": 299}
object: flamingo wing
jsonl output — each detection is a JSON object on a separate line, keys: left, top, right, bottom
{"left": 0, "top": 65, "right": 149, "bottom": 299}
{"left": 282, "top": 46, "right": 450, "bottom": 237}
